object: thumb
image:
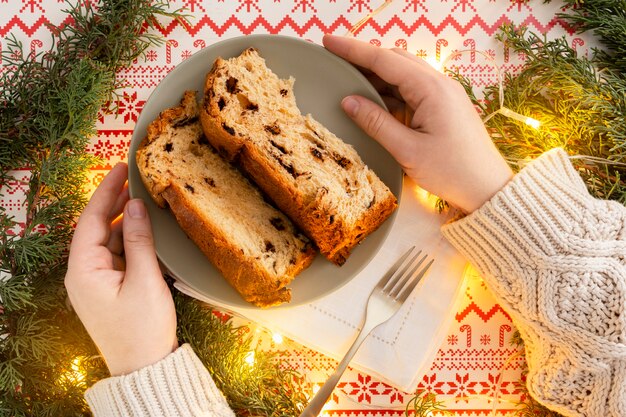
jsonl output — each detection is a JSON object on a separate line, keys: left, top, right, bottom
{"left": 123, "top": 199, "right": 161, "bottom": 281}
{"left": 341, "top": 95, "right": 418, "bottom": 162}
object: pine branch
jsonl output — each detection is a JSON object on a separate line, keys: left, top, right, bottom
{"left": 174, "top": 292, "right": 311, "bottom": 417}
{"left": 404, "top": 390, "right": 451, "bottom": 416}
{"left": 557, "top": 0, "right": 626, "bottom": 73}
{"left": 481, "top": 25, "right": 626, "bottom": 203}
{"left": 0, "top": 1, "right": 185, "bottom": 415}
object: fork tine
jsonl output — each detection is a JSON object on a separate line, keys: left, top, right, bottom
{"left": 380, "top": 246, "right": 420, "bottom": 293}
{"left": 387, "top": 252, "right": 427, "bottom": 298}
{"left": 397, "top": 258, "right": 434, "bottom": 302}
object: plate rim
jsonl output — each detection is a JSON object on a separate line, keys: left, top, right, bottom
{"left": 128, "top": 34, "right": 404, "bottom": 309}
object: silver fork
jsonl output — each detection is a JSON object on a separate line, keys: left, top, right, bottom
{"left": 299, "top": 246, "right": 434, "bottom": 417}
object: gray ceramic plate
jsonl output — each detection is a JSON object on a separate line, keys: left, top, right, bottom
{"left": 128, "top": 35, "right": 403, "bottom": 309}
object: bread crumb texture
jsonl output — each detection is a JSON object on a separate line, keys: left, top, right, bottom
{"left": 136, "top": 91, "right": 315, "bottom": 307}
{"left": 200, "top": 47, "right": 398, "bottom": 265}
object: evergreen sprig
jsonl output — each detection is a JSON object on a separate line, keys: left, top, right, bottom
{"left": 558, "top": 0, "right": 626, "bottom": 73}
{"left": 404, "top": 390, "right": 451, "bottom": 416}
{"left": 460, "top": 23, "right": 626, "bottom": 203}
{"left": 175, "top": 293, "right": 311, "bottom": 416}
{"left": 0, "top": 1, "right": 184, "bottom": 415}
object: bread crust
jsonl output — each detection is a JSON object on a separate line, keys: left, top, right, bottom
{"left": 137, "top": 91, "right": 200, "bottom": 208}
{"left": 136, "top": 91, "right": 315, "bottom": 307}
{"left": 162, "top": 184, "right": 314, "bottom": 307}
{"left": 200, "top": 53, "right": 398, "bottom": 265}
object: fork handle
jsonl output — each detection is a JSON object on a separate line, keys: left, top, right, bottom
{"left": 299, "top": 319, "right": 378, "bottom": 417}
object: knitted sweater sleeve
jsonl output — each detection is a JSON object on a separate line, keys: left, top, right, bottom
{"left": 84, "top": 344, "right": 236, "bottom": 417}
{"left": 441, "top": 148, "right": 626, "bottom": 417}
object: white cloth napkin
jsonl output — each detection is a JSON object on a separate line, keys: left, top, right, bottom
{"left": 175, "top": 177, "right": 468, "bottom": 392}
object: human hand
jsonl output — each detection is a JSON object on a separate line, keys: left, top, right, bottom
{"left": 65, "top": 163, "right": 178, "bottom": 376}
{"left": 323, "top": 35, "right": 513, "bottom": 213}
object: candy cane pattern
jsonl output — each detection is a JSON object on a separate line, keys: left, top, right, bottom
{"left": 30, "top": 39, "right": 42, "bottom": 58}
{"left": 166, "top": 39, "right": 179, "bottom": 64}
{"left": 193, "top": 39, "right": 206, "bottom": 49}
{"left": 460, "top": 324, "right": 472, "bottom": 347}
{"left": 463, "top": 38, "right": 476, "bottom": 62}
{"left": 572, "top": 37, "right": 585, "bottom": 55}
{"left": 370, "top": 38, "right": 381, "bottom": 46}
{"left": 435, "top": 38, "right": 448, "bottom": 61}
{"left": 499, "top": 324, "right": 512, "bottom": 347}
{"left": 394, "top": 38, "right": 407, "bottom": 50}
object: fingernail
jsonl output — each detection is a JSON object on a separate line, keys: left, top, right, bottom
{"left": 342, "top": 96, "right": 360, "bottom": 117}
{"left": 128, "top": 199, "right": 146, "bottom": 218}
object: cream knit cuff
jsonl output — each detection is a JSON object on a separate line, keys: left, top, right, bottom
{"left": 441, "top": 148, "right": 626, "bottom": 417}
{"left": 85, "top": 344, "right": 235, "bottom": 417}
{"left": 441, "top": 148, "right": 599, "bottom": 308}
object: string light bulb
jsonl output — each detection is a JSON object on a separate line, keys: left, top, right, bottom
{"left": 245, "top": 351, "right": 255, "bottom": 367}
{"left": 498, "top": 107, "right": 540, "bottom": 128}
{"left": 441, "top": 49, "right": 540, "bottom": 130}
{"left": 58, "top": 356, "right": 86, "bottom": 386}
{"left": 272, "top": 332, "right": 284, "bottom": 344}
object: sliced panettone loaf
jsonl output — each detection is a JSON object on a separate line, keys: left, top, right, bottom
{"left": 200, "top": 48, "right": 398, "bottom": 265}
{"left": 136, "top": 91, "right": 315, "bottom": 307}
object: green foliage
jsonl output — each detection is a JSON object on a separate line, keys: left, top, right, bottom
{"left": 175, "top": 293, "right": 311, "bottom": 417}
{"left": 404, "top": 390, "right": 450, "bottom": 416}
{"left": 0, "top": 1, "right": 183, "bottom": 415}
{"left": 1, "top": 0, "right": 625, "bottom": 415}
{"left": 558, "top": 0, "right": 626, "bottom": 73}
{"left": 473, "top": 10, "right": 626, "bottom": 203}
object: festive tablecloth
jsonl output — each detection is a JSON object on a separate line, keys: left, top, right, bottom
{"left": 2, "top": 0, "right": 593, "bottom": 415}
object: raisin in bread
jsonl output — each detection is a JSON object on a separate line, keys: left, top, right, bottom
{"left": 136, "top": 91, "right": 315, "bottom": 307}
{"left": 199, "top": 48, "right": 398, "bottom": 265}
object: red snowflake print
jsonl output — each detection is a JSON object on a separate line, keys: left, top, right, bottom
{"left": 211, "top": 310, "right": 231, "bottom": 323}
{"left": 181, "top": 50, "right": 192, "bottom": 60}
{"left": 447, "top": 373, "right": 477, "bottom": 402}
{"left": 89, "top": 140, "right": 127, "bottom": 163}
{"left": 404, "top": 0, "right": 428, "bottom": 12}
{"left": 450, "top": 49, "right": 463, "bottom": 60}
{"left": 145, "top": 50, "right": 158, "bottom": 62}
{"left": 417, "top": 373, "right": 446, "bottom": 395}
{"left": 507, "top": 0, "right": 531, "bottom": 12}
{"left": 181, "top": 0, "right": 206, "bottom": 12}
{"left": 237, "top": 0, "right": 261, "bottom": 13}
{"left": 477, "top": 373, "right": 516, "bottom": 397}
{"left": 451, "top": 0, "right": 477, "bottom": 13}
{"left": 480, "top": 334, "right": 491, "bottom": 345}
{"left": 115, "top": 92, "right": 145, "bottom": 124}
{"left": 377, "top": 381, "right": 405, "bottom": 403}
{"left": 20, "top": 0, "right": 44, "bottom": 13}
{"left": 415, "top": 49, "right": 428, "bottom": 59}
{"left": 345, "top": 374, "right": 382, "bottom": 403}
{"left": 292, "top": 0, "right": 317, "bottom": 12}
{"left": 348, "top": 0, "right": 372, "bottom": 13}
{"left": 97, "top": 104, "right": 114, "bottom": 123}
{"left": 447, "top": 334, "right": 458, "bottom": 345}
